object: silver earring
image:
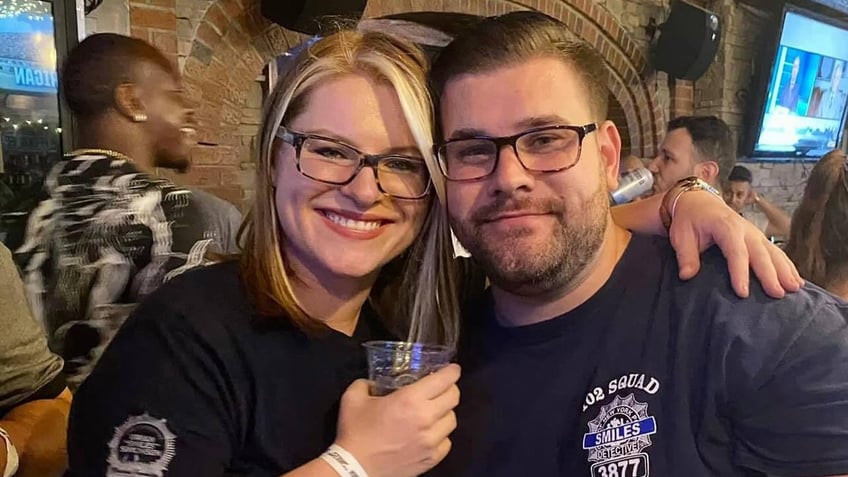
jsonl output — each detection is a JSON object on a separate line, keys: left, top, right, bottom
{"left": 133, "top": 113, "right": 148, "bottom": 122}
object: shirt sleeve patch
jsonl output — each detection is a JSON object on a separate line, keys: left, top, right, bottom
{"left": 107, "top": 413, "right": 177, "bottom": 477}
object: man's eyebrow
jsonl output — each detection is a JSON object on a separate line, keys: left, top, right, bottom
{"left": 446, "top": 128, "right": 489, "bottom": 140}
{"left": 446, "top": 115, "right": 576, "bottom": 141}
{"left": 514, "top": 115, "right": 573, "bottom": 129}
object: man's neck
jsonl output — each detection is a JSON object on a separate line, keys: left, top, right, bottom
{"left": 491, "top": 222, "right": 631, "bottom": 328}
{"left": 76, "top": 117, "right": 157, "bottom": 175}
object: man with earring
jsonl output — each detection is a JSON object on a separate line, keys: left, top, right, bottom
{"left": 15, "top": 34, "right": 213, "bottom": 388}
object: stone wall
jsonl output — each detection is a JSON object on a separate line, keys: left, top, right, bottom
{"left": 83, "top": 0, "right": 810, "bottom": 219}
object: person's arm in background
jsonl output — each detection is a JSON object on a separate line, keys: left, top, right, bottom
{"left": 1, "top": 388, "right": 72, "bottom": 477}
{"left": 751, "top": 193, "right": 792, "bottom": 238}
{"left": 611, "top": 185, "right": 802, "bottom": 299}
{"left": 0, "top": 243, "right": 71, "bottom": 477}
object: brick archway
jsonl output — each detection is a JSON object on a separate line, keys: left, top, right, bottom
{"left": 361, "top": 0, "right": 663, "bottom": 157}
{"left": 181, "top": 0, "right": 664, "bottom": 204}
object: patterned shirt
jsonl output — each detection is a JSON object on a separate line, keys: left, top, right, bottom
{"left": 15, "top": 154, "right": 212, "bottom": 388}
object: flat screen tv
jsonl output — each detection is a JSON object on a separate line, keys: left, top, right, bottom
{"left": 747, "top": 5, "right": 848, "bottom": 159}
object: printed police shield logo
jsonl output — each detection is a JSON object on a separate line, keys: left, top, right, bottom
{"left": 107, "top": 413, "right": 176, "bottom": 477}
{"left": 583, "top": 394, "right": 656, "bottom": 463}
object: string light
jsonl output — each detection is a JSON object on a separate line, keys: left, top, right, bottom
{"left": 0, "top": 118, "right": 60, "bottom": 133}
{"left": 0, "top": 0, "right": 51, "bottom": 20}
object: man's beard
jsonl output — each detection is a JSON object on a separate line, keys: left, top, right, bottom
{"left": 450, "top": 182, "right": 609, "bottom": 297}
{"left": 155, "top": 154, "right": 191, "bottom": 174}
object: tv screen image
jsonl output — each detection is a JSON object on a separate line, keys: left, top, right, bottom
{"left": 753, "top": 8, "right": 848, "bottom": 158}
{"left": 0, "top": 4, "right": 57, "bottom": 96}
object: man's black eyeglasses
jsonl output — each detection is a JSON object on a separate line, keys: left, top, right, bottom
{"left": 434, "top": 124, "right": 597, "bottom": 181}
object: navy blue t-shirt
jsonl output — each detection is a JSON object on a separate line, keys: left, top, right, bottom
{"left": 433, "top": 234, "right": 848, "bottom": 477}
{"left": 65, "top": 261, "right": 394, "bottom": 477}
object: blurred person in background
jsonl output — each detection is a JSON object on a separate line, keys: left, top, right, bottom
{"left": 724, "top": 165, "right": 791, "bottom": 238}
{"left": 0, "top": 242, "right": 70, "bottom": 477}
{"left": 14, "top": 33, "right": 215, "bottom": 388}
{"left": 648, "top": 115, "right": 735, "bottom": 195}
{"left": 189, "top": 187, "right": 242, "bottom": 254}
{"left": 785, "top": 149, "right": 848, "bottom": 300}
{"left": 620, "top": 155, "right": 646, "bottom": 175}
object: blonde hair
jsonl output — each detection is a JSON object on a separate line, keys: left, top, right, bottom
{"left": 239, "top": 29, "right": 461, "bottom": 348}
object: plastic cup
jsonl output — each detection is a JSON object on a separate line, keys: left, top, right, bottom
{"left": 363, "top": 341, "right": 453, "bottom": 396}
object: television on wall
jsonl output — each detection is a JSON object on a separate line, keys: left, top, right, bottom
{"left": 745, "top": 5, "right": 848, "bottom": 160}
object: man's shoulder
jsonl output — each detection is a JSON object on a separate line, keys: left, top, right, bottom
{"left": 673, "top": 244, "right": 847, "bottom": 333}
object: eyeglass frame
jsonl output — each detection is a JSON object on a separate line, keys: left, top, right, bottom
{"left": 275, "top": 127, "right": 433, "bottom": 200}
{"left": 433, "top": 123, "right": 598, "bottom": 182}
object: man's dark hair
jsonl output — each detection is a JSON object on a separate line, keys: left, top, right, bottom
{"left": 667, "top": 115, "right": 736, "bottom": 184}
{"left": 728, "top": 165, "right": 753, "bottom": 183}
{"left": 429, "top": 11, "right": 609, "bottom": 138}
{"left": 62, "top": 33, "right": 176, "bottom": 119}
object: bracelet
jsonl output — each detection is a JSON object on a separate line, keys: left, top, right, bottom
{"left": 0, "top": 427, "right": 18, "bottom": 477}
{"left": 660, "top": 177, "right": 721, "bottom": 229}
{"left": 320, "top": 444, "right": 370, "bottom": 477}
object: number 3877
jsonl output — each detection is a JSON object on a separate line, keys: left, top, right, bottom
{"left": 590, "top": 454, "right": 649, "bottom": 477}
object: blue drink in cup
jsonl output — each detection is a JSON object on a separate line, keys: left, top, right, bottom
{"left": 363, "top": 341, "right": 453, "bottom": 396}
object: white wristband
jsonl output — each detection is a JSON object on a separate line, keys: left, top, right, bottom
{"left": 0, "top": 427, "right": 18, "bottom": 477}
{"left": 320, "top": 444, "right": 370, "bottom": 477}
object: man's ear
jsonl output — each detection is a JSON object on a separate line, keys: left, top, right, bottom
{"left": 695, "top": 161, "right": 720, "bottom": 184}
{"left": 114, "top": 83, "right": 146, "bottom": 121}
{"left": 597, "top": 120, "right": 622, "bottom": 192}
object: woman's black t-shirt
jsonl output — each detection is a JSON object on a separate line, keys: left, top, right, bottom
{"left": 66, "top": 261, "right": 394, "bottom": 477}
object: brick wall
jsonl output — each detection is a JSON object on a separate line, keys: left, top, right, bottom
{"left": 86, "top": 0, "right": 809, "bottom": 217}
{"left": 86, "top": 0, "right": 130, "bottom": 36}
{"left": 697, "top": 1, "right": 802, "bottom": 222}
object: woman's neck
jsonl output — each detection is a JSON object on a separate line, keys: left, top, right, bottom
{"left": 286, "top": 253, "right": 377, "bottom": 337}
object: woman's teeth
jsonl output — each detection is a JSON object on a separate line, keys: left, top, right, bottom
{"left": 323, "top": 211, "right": 382, "bottom": 231}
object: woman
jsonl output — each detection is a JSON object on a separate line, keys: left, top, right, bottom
{"left": 66, "top": 29, "right": 800, "bottom": 477}
{"left": 785, "top": 149, "right": 848, "bottom": 299}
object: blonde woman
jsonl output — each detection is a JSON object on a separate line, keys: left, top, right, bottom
{"left": 66, "top": 29, "right": 799, "bottom": 477}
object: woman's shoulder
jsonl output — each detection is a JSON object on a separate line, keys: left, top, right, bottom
{"left": 137, "top": 260, "right": 251, "bottom": 329}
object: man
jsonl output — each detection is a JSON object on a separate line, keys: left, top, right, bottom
{"left": 15, "top": 34, "right": 220, "bottom": 388}
{"left": 779, "top": 55, "right": 803, "bottom": 112}
{"left": 429, "top": 11, "right": 848, "bottom": 476}
{"left": 809, "top": 59, "right": 846, "bottom": 119}
{"left": 725, "top": 165, "right": 791, "bottom": 238}
{"left": 647, "top": 115, "right": 735, "bottom": 195}
{"left": 0, "top": 242, "right": 70, "bottom": 477}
